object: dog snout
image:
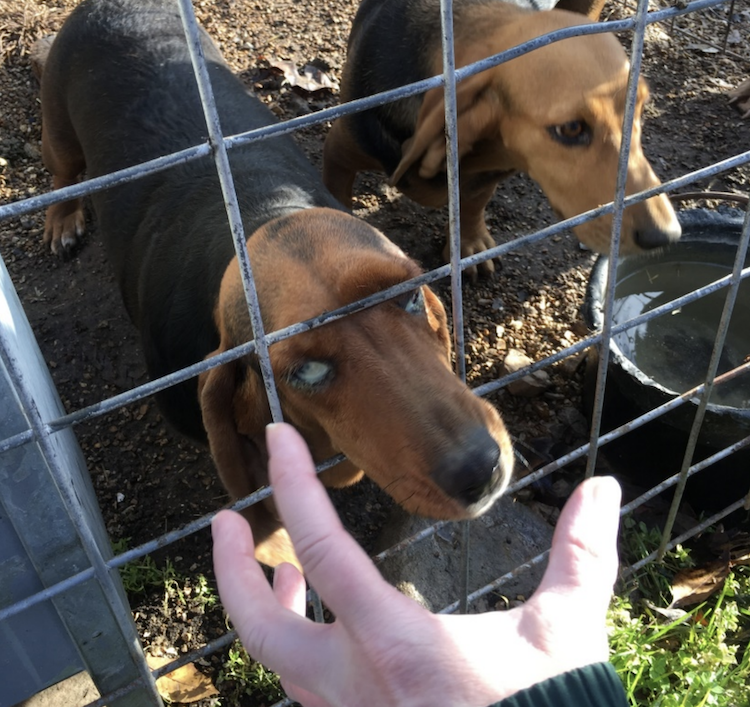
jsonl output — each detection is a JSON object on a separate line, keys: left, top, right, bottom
{"left": 634, "top": 215, "right": 682, "bottom": 250}
{"left": 431, "top": 427, "right": 510, "bottom": 511}
{"left": 618, "top": 186, "right": 682, "bottom": 254}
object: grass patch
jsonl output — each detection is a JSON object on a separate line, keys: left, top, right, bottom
{"left": 111, "top": 538, "right": 218, "bottom": 613}
{"left": 111, "top": 538, "right": 283, "bottom": 706}
{"left": 217, "top": 640, "right": 285, "bottom": 705}
{"left": 610, "top": 518, "right": 750, "bottom": 707}
{"left": 111, "top": 538, "right": 174, "bottom": 595}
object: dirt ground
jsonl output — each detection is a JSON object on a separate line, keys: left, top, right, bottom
{"left": 2, "top": 0, "right": 750, "bottom": 705}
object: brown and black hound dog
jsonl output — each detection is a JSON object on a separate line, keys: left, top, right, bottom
{"left": 323, "top": 0, "right": 681, "bottom": 276}
{"left": 37, "top": 0, "right": 514, "bottom": 568}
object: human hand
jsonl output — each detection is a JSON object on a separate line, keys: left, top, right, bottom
{"left": 212, "top": 422, "right": 621, "bottom": 707}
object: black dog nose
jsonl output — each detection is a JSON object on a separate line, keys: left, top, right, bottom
{"left": 431, "top": 427, "right": 502, "bottom": 506}
{"left": 635, "top": 221, "right": 682, "bottom": 250}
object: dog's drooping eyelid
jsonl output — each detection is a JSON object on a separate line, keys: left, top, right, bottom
{"left": 547, "top": 120, "right": 592, "bottom": 147}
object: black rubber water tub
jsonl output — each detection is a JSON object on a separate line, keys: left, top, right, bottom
{"left": 584, "top": 208, "right": 750, "bottom": 512}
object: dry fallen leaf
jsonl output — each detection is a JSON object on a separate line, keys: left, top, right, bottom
{"left": 669, "top": 559, "right": 730, "bottom": 609}
{"left": 715, "top": 531, "right": 750, "bottom": 567}
{"left": 146, "top": 654, "right": 219, "bottom": 704}
{"left": 267, "top": 56, "right": 336, "bottom": 92}
{"left": 685, "top": 42, "right": 720, "bottom": 54}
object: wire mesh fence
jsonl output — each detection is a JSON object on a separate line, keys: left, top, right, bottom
{"left": 1, "top": 0, "right": 749, "bottom": 704}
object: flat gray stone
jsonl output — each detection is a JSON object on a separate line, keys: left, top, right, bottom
{"left": 502, "top": 348, "right": 551, "bottom": 397}
{"left": 375, "top": 495, "right": 555, "bottom": 613}
{"left": 15, "top": 672, "right": 100, "bottom": 707}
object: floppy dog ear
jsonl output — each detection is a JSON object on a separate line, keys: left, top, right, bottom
{"left": 423, "top": 286, "right": 452, "bottom": 358}
{"left": 198, "top": 354, "right": 300, "bottom": 569}
{"left": 198, "top": 354, "right": 271, "bottom": 475}
{"left": 391, "top": 70, "right": 499, "bottom": 185}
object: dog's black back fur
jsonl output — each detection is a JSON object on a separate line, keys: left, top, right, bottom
{"left": 343, "top": 0, "right": 585, "bottom": 176}
{"left": 343, "top": 0, "right": 441, "bottom": 175}
{"left": 44, "top": 0, "right": 343, "bottom": 441}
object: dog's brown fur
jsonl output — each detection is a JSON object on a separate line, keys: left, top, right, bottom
{"left": 38, "top": 0, "right": 514, "bottom": 569}
{"left": 323, "top": 0, "right": 681, "bottom": 276}
{"left": 199, "top": 211, "right": 515, "bottom": 566}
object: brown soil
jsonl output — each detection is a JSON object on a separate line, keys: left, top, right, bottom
{"left": 1, "top": 0, "right": 750, "bottom": 704}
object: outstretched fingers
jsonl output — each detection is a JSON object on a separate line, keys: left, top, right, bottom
{"left": 212, "top": 510, "right": 271, "bottom": 614}
{"left": 212, "top": 510, "right": 325, "bottom": 681}
{"left": 265, "top": 423, "right": 398, "bottom": 619}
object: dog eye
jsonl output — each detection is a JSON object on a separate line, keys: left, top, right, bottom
{"left": 548, "top": 120, "right": 591, "bottom": 146}
{"left": 289, "top": 361, "right": 332, "bottom": 388}
{"left": 397, "top": 288, "right": 425, "bottom": 316}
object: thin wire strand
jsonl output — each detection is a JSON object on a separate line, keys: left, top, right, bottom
{"left": 2, "top": 2, "right": 748, "bottom": 705}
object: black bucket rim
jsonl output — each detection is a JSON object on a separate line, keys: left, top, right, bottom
{"left": 583, "top": 207, "right": 750, "bottom": 421}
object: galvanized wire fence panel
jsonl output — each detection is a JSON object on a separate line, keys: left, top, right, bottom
{"left": 1, "top": 0, "right": 749, "bottom": 704}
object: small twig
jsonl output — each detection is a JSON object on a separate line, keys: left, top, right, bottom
{"left": 670, "top": 190, "right": 750, "bottom": 206}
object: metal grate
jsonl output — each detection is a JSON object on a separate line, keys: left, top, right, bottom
{"left": 1, "top": 0, "right": 749, "bottom": 704}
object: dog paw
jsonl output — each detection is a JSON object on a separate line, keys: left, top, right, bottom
{"left": 43, "top": 201, "right": 85, "bottom": 255}
{"left": 442, "top": 232, "right": 499, "bottom": 280}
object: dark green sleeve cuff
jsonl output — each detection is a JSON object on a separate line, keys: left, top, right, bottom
{"left": 486, "top": 663, "right": 628, "bottom": 707}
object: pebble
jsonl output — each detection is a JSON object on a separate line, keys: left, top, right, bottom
{"left": 503, "top": 348, "right": 552, "bottom": 397}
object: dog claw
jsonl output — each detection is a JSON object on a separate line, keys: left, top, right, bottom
{"left": 43, "top": 204, "right": 85, "bottom": 255}
{"left": 444, "top": 235, "right": 498, "bottom": 281}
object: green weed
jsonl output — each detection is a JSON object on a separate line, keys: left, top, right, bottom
{"left": 111, "top": 537, "right": 174, "bottom": 595}
{"left": 610, "top": 519, "right": 750, "bottom": 707}
{"left": 112, "top": 538, "right": 279, "bottom": 705}
{"left": 111, "top": 538, "right": 218, "bottom": 613}
{"left": 217, "top": 640, "right": 285, "bottom": 705}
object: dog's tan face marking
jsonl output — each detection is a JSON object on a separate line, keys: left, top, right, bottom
{"left": 267, "top": 310, "right": 512, "bottom": 520}
{"left": 486, "top": 25, "right": 680, "bottom": 255}
{"left": 389, "top": 7, "right": 680, "bottom": 258}
{"left": 202, "top": 208, "right": 514, "bottom": 528}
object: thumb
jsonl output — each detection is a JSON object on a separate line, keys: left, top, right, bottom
{"left": 537, "top": 475, "right": 621, "bottom": 608}
{"left": 527, "top": 476, "right": 621, "bottom": 668}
